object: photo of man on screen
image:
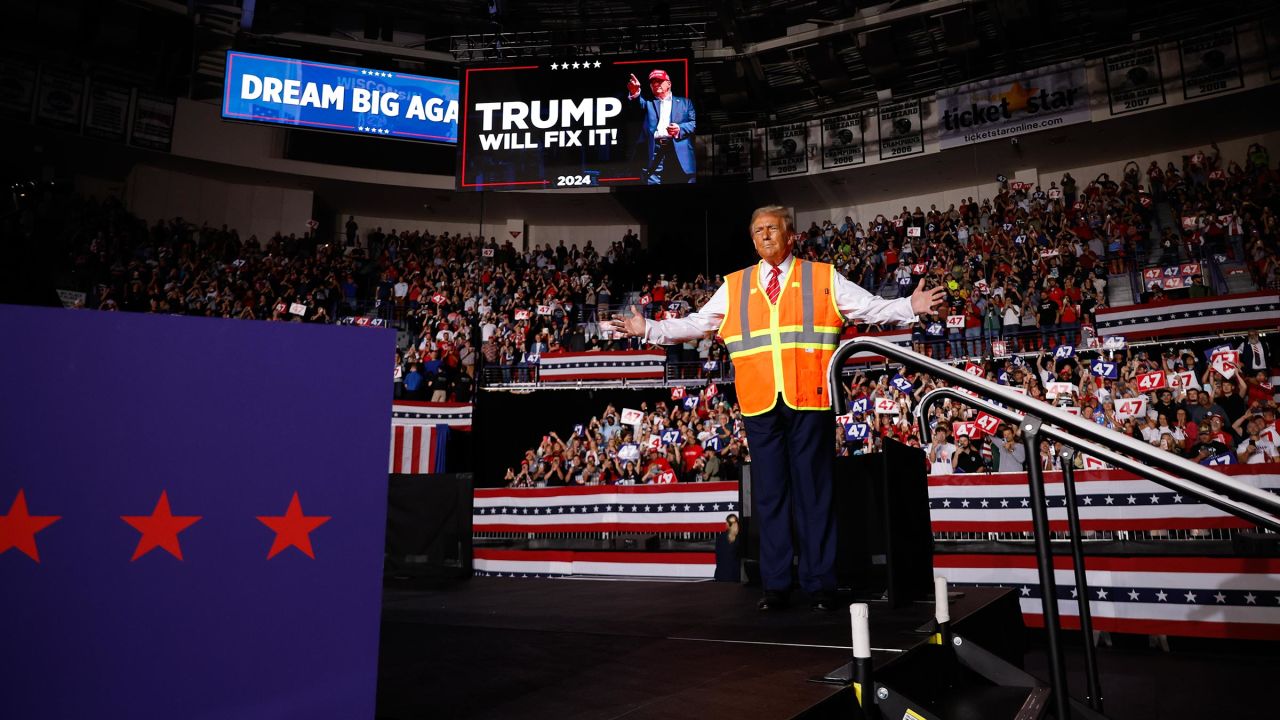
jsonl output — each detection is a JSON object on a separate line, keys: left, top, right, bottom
{"left": 625, "top": 69, "right": 696, "bottom": 184}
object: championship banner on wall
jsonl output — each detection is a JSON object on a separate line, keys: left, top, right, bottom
{"left": 1179, "top": 28, "right": 1244, "bottom": 100}
{"left": 765, "top": 122, "right": 808, "bottom": 176}
{"left": 35, "top": 66, "right": 85, "bottom": 131}
{"left": 1264, "top": 17, "right": 1280, "bottom": 82}
{"left": 712, "top": 129, "right": 753, "bottom": 177}
{"left": 84, "top": 80, "right": 132, "bottom": 142}
{"left": 935, "top": 62, "right": 1089, "bottom": 150}
{"left": 1103, "top": 45, "right": 1166, "bottom": 115}
{"left": 458, "top": 55, "right": 695, "bottom": 190}
{"left": 223, "top": 51, "right": 458, "bottom": 143}
{"left": 877, "top": 99, "right": 924, "bottom": 159}
{"left": 0, "top": 55, "right": 38, "bottom": 122}
{"left": 820, "top": 111, "right": 867, "bottom": 169}
{"left": 129, "top": 93, "right": 175, "bottom": 152}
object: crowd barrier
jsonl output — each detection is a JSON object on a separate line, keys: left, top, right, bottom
{"left": 930, "top": 464, "right": 1280, "bottom": 640}
{"left": 468, "top": 464, "right": 1280, "bottom": 639}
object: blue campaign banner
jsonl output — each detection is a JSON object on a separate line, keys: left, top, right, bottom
{"left": 222, "top": 50, "right": 458, "bottom": 143}
{"left": 1202, "top": 452, "right": 1237, "bottom": 466}
{"left": 0, "top": 306, "right": 393, "bottom": 719}
{"left": 845, "top": 422, "right": 870, "bottom": 441}
{"left": 850, "top": 397, "right": 870, "bottom": 414}
{"left": 1091, "top": 359, "right": 1119, "bottom": 379}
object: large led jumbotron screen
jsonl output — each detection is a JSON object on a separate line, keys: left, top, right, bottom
{"left": 457, "top": 55, "right": 696, "bottom": 190}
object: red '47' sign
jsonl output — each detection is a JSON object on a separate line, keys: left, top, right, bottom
{"left": 1136, "top": 371, "right": 1166, "bottom": 392}
{"left": 973, "top": 412, "right": 1000, "bottom": 436}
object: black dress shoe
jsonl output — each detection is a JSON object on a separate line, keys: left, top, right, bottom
{"left": 757, "top": 591, "right": 790, "bottom": 611}
{"left": 810, "top": 591, "right": 838, "bottom": 612}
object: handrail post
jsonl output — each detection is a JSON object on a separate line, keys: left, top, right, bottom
{"left": 1020, "top": 415, "right": 1071, "bottom": 720}
{"left": 1059, "top": 446, "right": 1104, "bottom": 713}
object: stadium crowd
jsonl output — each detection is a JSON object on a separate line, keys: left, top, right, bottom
{"left": 790, "top": 143, "right": 1279, "bottom": 358}
{"left": 44, "top": 147, "right": 1279, "bottom": 483}
{"left": 838, "top": 330, "right": 1278, "bottom": 473}
{"left": 502, "top": 394, "right": 751, "bottom": 487}
{"left": 55, "top": 145, "right": 1277, "bottom": 376}
{"left": 499, "top": 146, "right": 1279, "bottom": 484}
{"left": 49, "top": 191, "right": 735, "bottom": 400}
{"left": 502, "top": 326, "right": 1275, "bottom": 487}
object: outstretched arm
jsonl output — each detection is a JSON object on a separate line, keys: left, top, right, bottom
{"left": 834, "top": 270, "right": 944, "bottom": 325}
{"left": 603, "top": 283, "right": 728, "bottom": 345}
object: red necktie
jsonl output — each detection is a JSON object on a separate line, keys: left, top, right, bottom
{"left": 766, "top": 265, "right": 781, "bottom": 304}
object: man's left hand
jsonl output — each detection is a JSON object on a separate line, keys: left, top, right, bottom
{"left": 910, "top": 282, "right": 947, "bottom": 316}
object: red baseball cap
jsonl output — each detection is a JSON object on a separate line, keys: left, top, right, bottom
{"left": 648, "top": 69, "right": 670, "bottom": 82}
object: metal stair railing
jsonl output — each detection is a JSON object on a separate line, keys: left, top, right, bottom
{"left": 913, "top": 386, "right": 1258, "bottom": 719}
{"left": 912, "top": 387, "right": 1280, "bottom": 530}
{"left": 827, "top": 336, "right": 1280, "bottom": 720}
{"left": 828, "top": 338, "right": 1280, "bottom": 529}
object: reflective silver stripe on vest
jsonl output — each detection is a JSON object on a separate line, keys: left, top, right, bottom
{"left": 724, "top": 261, "right": 841, "bottom": 355}
{"left": 801, "top": 260, "right": 814, "bottom": 335}
{"left": 725, "top": 265, "right": 772, "bottom": 353}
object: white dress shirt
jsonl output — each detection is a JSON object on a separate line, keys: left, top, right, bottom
{"left": 654, "top": 96, "right": 672, "bottom": 138}
{"left": 642, "top": 254, "right": 917, "bottom": 344}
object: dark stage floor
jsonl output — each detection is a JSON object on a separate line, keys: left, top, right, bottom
{"left": 374, "top": 578, "right": 1016, "bottom": 720}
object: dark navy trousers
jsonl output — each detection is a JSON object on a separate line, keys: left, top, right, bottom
{"left": 743, "top": 400, "right": 837, "bottom": 594}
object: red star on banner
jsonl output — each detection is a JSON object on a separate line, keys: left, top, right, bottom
{"left": 256, "top": 492, "right": 331, "bottom": 560}
{"left": 121, "top": 491, "right": 202, "bottom": 561}
{"left": 0, "top": 490, "right": 61, "bottom": 562}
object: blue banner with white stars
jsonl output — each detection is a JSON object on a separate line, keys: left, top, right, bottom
{"left": 222, "top": 50, "right": 458, "bottom": 143}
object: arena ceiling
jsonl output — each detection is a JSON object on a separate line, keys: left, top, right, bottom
{"left": 231, "top": 0, "right": 1276, "bottom": 128}
{"left": 6, "top": 0, "right": 1278, "bottom": 129}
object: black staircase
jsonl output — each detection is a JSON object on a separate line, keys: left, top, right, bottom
{"left": 823, "top": 337, "right": 1280, "bottom": 720}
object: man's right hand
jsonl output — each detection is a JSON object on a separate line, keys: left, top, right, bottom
{"left": 627, "top": 74, "right": 641, "bottom": 96}
{"left": 604, "top": 305, "right": 647, "bottom": 338}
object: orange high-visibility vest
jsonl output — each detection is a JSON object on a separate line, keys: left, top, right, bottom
{"left": 719, "top": 259, "right": 845, "bottom": 416}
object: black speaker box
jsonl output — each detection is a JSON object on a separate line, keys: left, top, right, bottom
{"left": 385, "top": 473, "right": 473, "bottom": 579}
{"left": 740, "top": 440, "right": 933, "bottom": 606}
{"left": 833, "top": 439, "right": 934, "bottom": 607}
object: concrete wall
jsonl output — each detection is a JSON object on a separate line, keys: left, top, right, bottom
{"left": 127, "top": 164, "right": 313, "bottom": 240}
